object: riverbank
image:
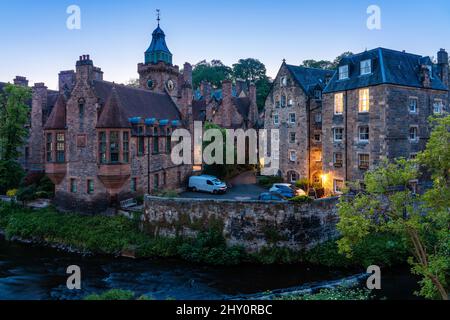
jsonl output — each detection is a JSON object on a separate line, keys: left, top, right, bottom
{"left": 0, "top": 202, "right": 409, "bottom": 268}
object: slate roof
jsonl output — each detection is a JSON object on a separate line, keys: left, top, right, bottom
{"left": 192, "top": 99, "right": 207, "bottom": 122}
{"left": 323, "top": 48, "right": 448, "bottom": 94}
{"left": 44, "top": 95, "right": 66, "bottom": 130}
{"left": 92, "top": 80, "right": 181, "bottom": 126}
{"left": 97, "top": 87, "right": 130, "bottom": 128}
{"left": 146, "top": 26, "right": 172, "bottom": 54}
{"left": 285, "top": 65, "right": 335, "bottom": 94}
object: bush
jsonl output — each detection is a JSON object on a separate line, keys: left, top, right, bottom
{"left": 84, "top": 289, "right": 136, "bottom": 300}
{"left": 16, "top": 185, "right": 37, "bottom": 202}
{"left": 258, "top": 176, "right": 284, "bottom": 188}
{"left": 6, "top": 189, "right": 18, "bottom": 198}
{"left": 289, "top": 195, "right": 313, "bottom": 204}
{"left": 0, "top": 160, "right": 25, "bottom": 194}
{"left": 295, "top": 178, "right": 309, "bottom": 191}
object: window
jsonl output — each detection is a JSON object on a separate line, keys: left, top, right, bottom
{"left": 46, "top": 133, "right": 53, "bottom": 162}
{"left": 315, "top": 113, "right": 322, "bottom": 123}
{"left": 99, "top": 132, "right": 107, "bottom": 164}
{"left": 334, "top": 179, "right": 344, "bottom": 194}
{"left": 79, "top": 102, "right": 85, "bottom": 130}
{"left": 56, "top": 133, "right": 65, "bottom": 163}
{"left": 109, "top": 131, "right": 119, "bottom": 163}
{"left": 289, "top": 150, "right": 297, "bottom": 162}
{"left": 154, "top": 174, "right": 159, "bottom": 190}
{"left": 289, "top": 113, "right": 296, "bottom": 124}
{"left": 153, "top": 129, "right": 159, "bottom": 154}
{"left": 359, "top": 126, "right": 369, "bottom": 142}
{"left": 360, "top": 59, "right": 372, "bottom": 75}
{"left": 275, "top": 97, "right": 280, "bottom": 108}
{"left": 333, "top": 152, "right": 343, "bottom": 167}
{"left": 433, "top": 100, "right": 443, "bottom": 114}
{"left": 333, "top": 128, "right": 344, "bottom": 142}
{"left": 359, "top": 154, "right": 370, "bottom": 170}
{"left": 281, "top": 95, "right": 287, "bottom": 107}
{"left": 289, "top": 132, "right": 296, "bottom": 144}
{"left": 131, "top": 178, "right": 137, "bottom": 192}
{"left": 273, "top": 114, "right": 279, "bottom": 125}
{"left": 314, "top": 134, "right": 321, "bottom": 142}
{"left": 314, "top": 90, "right": 322, "bottom": 100}
{"left": 359, "top": 88, "right": 370, "bottom": 113}
{"left": 123, "top": 132, "right": 129, "bottom": 163}
{"left": 288, "top": 171, "right": 299, "bottom": 183}
{"left": 334, "top": 93, "right": 344, "bottom": 114}
{"left": 288, "top": 98, "right": 294, "bottom": 107}
{"left": 87, "top": 180, "right": 94, "bottom": 194}
{"left": 280, "top": 76, "right": 287, "bottom": 87}
{"left": 70, "top": 179, "right": 77, "bottom": 193}
{"left": 409, "top": 98, "right": 418, "bottom": 114}
{"left": 409, "top": 127, "right": 418, "bottom": 142}
{"left": 339, "top": 65, "right": 349, "bottom": 80}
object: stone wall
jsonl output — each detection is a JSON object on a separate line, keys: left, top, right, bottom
{"left": 143, "top": 196, "right": 339, "bottom": 252}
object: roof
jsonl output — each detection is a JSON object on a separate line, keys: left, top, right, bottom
{"left": 44, "top": 95, "right": 66, "bottom": 130}
{"left": 192, "top": 99, "right": 207, "bottom": 122}
{"left": 324, "top": 48, "right": 448, "bottom": 93}
{"left": 92, "top": 80, "right": 181, "bottom": 126}
{"left": 285, "top": 65, "right": 335, "bottom": 93}
{"left": 145, "top": 24, "right": 172, "bottom": 64}
{"left": 96, "top": 87, "right": 130, "bottom": 128}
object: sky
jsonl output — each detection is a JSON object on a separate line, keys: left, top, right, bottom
{"left": 1, "top": 0, "right": 450, "bottom": 90}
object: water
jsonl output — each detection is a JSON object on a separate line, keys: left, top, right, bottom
{"left": 0, "top": 239, "right": 421, "bottom": 300}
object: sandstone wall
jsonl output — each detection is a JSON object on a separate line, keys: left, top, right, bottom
{"left": 143, "top": 196, "right": 339, "bottom": 252}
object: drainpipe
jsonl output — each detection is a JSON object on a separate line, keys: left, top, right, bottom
{"left": 344, "top": 91, "right": 348, "bottom": 181}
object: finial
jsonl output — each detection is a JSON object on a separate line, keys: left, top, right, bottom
{"left": 156, "top": 9, "right": 161, "bottom": 26}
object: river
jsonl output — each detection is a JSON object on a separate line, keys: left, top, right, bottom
{"left": 0, "top": 239, "right": 421, "bottom": 300}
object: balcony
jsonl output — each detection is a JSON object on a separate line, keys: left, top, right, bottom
{"left": 98, "top": 163, "right": 131, "bottom": 191}
{"left": 45, "top": 162, "right": 67, "bottom": 185}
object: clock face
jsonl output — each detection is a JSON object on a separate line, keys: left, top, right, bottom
{"left": 147, "top": 79, "right": 154, "bottom": 89}
{"left": 166, "top": 79, "right": 175, "bottom": 92}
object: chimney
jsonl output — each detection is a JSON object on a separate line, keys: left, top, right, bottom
{"left": 437, "top": 49, "right": 449, "bottom": 88}
{"left": 200, "top": 81, "right": 212, "bottom": 101}
{"left": 58, "top": 70, "right": 76, "bottom": 97}
{"left": 221, "top": 80, "right": 233, "bottom": 127}
{"left": 13, "top": 76, "right": 29, "bottom": 87}
{"left": 75, "top": 54, "right": 95, "bottom": 84}
{"left": 249, "top": 83, "right": 258, "bottom": 126}
{"left": 420, "top": 64, "right": 431, "bottom": 88}
{"left": 183, "top": 62, "right": 193, "bottom": 87}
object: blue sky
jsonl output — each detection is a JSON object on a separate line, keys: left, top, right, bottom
{"left": 1, "top": 0, "right": 450, "bottom": 89}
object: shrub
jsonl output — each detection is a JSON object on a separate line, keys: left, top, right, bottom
{"left": 6, "top": 189, "right": 18, "bottom": 198}
{"left": 295, "top": 178, "right": 309, "bottom": 191}
{"left": 84, "top": 289, "right": 135, "bottom": 300}
{"left": 0, "top": 160, "right": 25, "bottom": 194}
{"left": 279, "top": 287, "right": 372, "bottom": 301}
{"left": 16, "top": 185, "right": 37, "bottom": 202}
{"left": 289, "top": 195, "right": 313, "bottom": 204}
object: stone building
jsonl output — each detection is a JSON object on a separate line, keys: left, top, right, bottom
{"left": 263, "top": 61, "right": 334, "bottom": 184}
{"left": 192, "top": 79, "right": 259, "bottom": 129}
{"left": 28, "top": 20, "right": 193, "bottom": 213}
{"left": 322, "top": 48, "right": 449, "bottom": 194}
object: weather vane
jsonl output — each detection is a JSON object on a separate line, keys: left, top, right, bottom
{"left": 156, "top": 9, "right": 161, "bottom": 26}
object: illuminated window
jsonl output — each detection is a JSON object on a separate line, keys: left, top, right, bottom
{"left": 359, "top": 88, "right": 370, "bottom": 113}
{"left": 359, "top": 154, "right": 370, "bottom": 170}
{"left": 360, "top": 59, "right": 372, "bottom": 75}
{"left": 339, "top": 65, "right": 349, "bottom": 80}
{"left": 334, "top": 93, "right": 344, "bottom": 114}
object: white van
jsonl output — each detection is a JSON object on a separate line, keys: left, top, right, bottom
{"left": 188, "top": 175, "right": 227, "bottom": 194}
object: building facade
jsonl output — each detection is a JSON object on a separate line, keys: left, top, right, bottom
{"left": 27, "top": 21, "right": 193, "bottom": 213}
{"left": 322, "top": 48, "right": 449, "bottom": 194}
{"left": 264, "top": 62, "right": 334, "bottom": 184}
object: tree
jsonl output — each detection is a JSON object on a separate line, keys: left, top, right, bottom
{"left": 300, "top": 52, "right": 354, "bottom": 70}
{"left": 336, "top": 116, "right": 450, "bottom": 300}
{"left": 0, "top": 84, "right": 31, "bottom": 161}
{"left": 126, "top": 78, "right": 140, "bottom": 88}
{"left": 331, "top": 51, "right": 354, "bottom": 69}
{"left": 192, "top": 60, "right": 233, "bottom": 89}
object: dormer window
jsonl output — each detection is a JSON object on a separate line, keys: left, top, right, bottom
{"left": 339, "top": 65, "right": 349, "bottom": 80}
{"left": 360, "top": 59, "right": 372, "bottom": 75}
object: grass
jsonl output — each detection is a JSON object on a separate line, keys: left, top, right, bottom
{"left": 278, "top": 287, "right": 372, "bottom": 301}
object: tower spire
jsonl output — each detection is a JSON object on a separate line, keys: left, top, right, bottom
{"left": 156, "top": 9, "right": 160, "bottom": 27}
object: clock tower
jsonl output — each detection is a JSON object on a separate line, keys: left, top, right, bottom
{"left": 138, "top": 11, "right": 180, "bottom": 100}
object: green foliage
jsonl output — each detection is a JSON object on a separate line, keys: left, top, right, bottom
{"left": 289, "top": 196, "right": 313, "bottom": 204}
{"left": 295, "top": 178, "right": 309, "bottom": 191}
{"left": 0, "top": 160, "right": 25, "bottom": 194}
{"left": 250, "top": 246, "right": 303, "bottom": 265}
{"left": 16, "top": 175, "right": 54, "bottom": 201}
{"left": 192, "top": 60, "right": 233, "bottom": 88}
{"left": 279, "top": 287, "right": 372, "bottom": 301}
{"left": 301, "top": 52, "right": 354, "bottom": 70}
{"left": 337, "top": 120, "right": 450, "bottom": 300}
{"left": 153, "top": 189, "right": 179, "bottom": 198}
{"left": 257, "top": 175, "right": 284, "bottom": 188}
{"left": 0, "top": 84, "right": 31, "bottom": 161}
{"left": 84, "top": 289, "right": 136, "bottom": 301}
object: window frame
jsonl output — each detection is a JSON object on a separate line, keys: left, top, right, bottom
{"left": 288, "top": 112, "right": 296, "bottom": 124}
{"left": 334, "top": 93, "right": 344, "bottom": 115}
{"left": 358, "top": 153, "right": 370, "bottom": 170}
{"left": 358, "top": 126, "right": 370, "bottom": 142}
{"left": 359, "top": 88, "right": 370, "bottom": 113}
{"left": 409, "top": 97, "right": 418, "bottom": 114}
{"left": 360, "top": 59, "right": 372, "bottom": 75}
{"left": 339, "top": 65, "right": 349, "bottom": 80}
{"left": 409, "top": 126, "right": 419, "bottom": 142}
{"left": 333, "top": 128, "right": 344, "bottom": 142}
{"left": 334, "top": 179, "right": 344, "bottom": 194}
{"left": 289, "top": 150, "right": 297, "bottom": 162}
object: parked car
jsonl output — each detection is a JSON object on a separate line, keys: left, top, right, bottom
{"left": 258, "top": 192, "right": 288, "bottom": 202}
{"left": 188, "top": 175, "right": 227, "bottom": 194}
{"left": 269, "top": 183, "right": 306, "bottom": 198}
